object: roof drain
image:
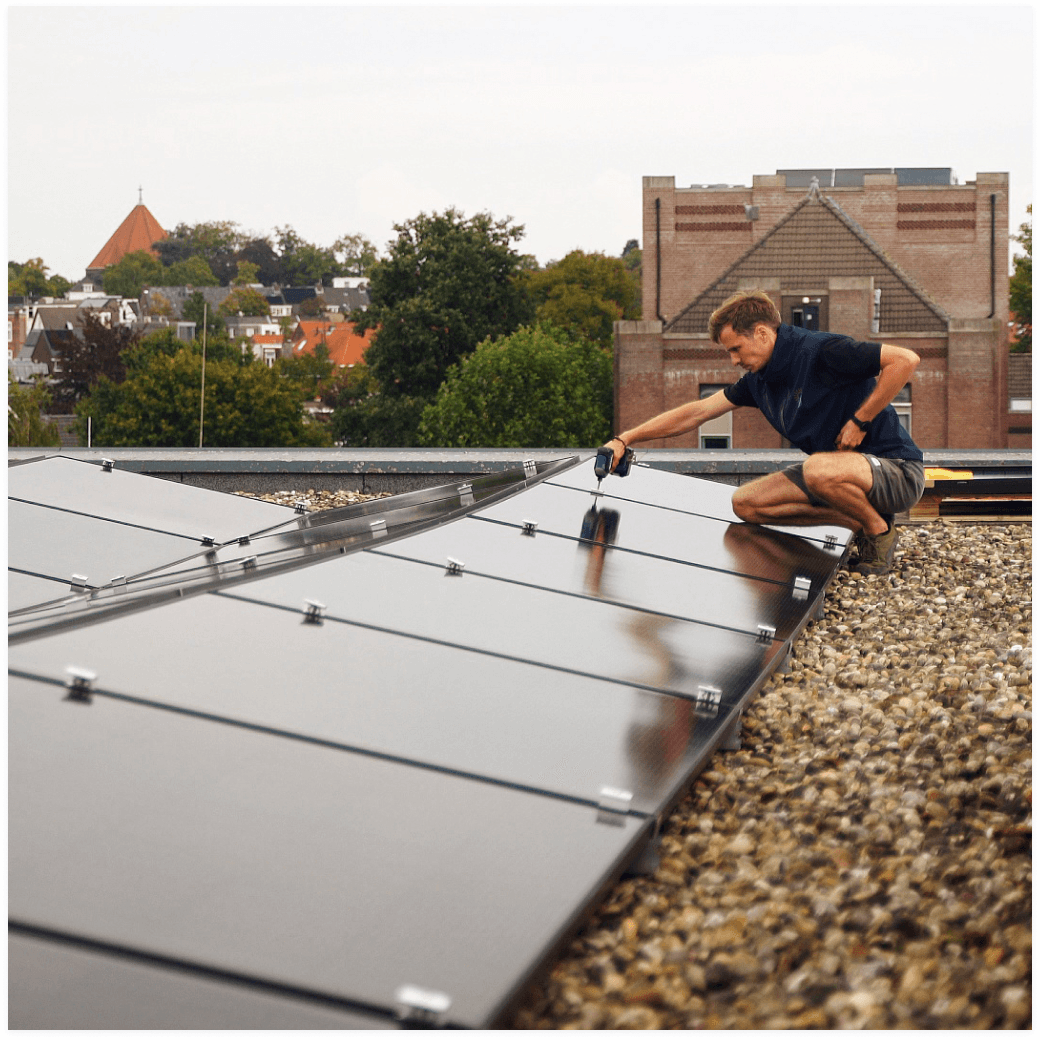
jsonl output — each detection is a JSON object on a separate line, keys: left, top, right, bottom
{"left": 655, "top": 197, "right": 664, "bottom": 323}
{"left": 987, "top": 193, "right": 996, "bottom": 318}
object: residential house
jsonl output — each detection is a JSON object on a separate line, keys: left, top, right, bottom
{"left": 292, "top": 320, "right": 375, "bottom": 369}
{"left": 292, "top": 319, "right": 376, "bottom": 418}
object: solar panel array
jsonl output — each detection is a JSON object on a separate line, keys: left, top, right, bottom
{"left": 9, "top": 453, "right": 849, "bottom": 1029}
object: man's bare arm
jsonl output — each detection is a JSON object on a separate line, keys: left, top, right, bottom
{"left": 835, "top": 345, "right": 920, "bottom": 451}
{"left": 606, "top": 390, "right": 738, "bottom": 466}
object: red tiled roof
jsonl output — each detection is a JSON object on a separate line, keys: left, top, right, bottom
{"left": 88, "top": 204, "right": 167, "bottom": 271}
{"left": 293, "top": 320, "right": 375, "bottom": 367}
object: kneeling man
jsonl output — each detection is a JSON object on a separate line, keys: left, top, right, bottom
{"left": 605, "top": 290, "right": 925, "bottom": 575}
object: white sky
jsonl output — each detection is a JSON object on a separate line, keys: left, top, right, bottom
{"left": 7, "top": 3, "right": 1035, "bottom": 282}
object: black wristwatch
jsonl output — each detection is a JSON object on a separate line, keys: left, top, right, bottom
{"left": 850, "top": 416, "right": 871, "bottom": 433}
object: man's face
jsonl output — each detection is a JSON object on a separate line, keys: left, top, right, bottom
{"left": 719, "top": 323, "right": 776, "bottom": 373}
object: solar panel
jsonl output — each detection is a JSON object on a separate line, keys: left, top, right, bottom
{"left": 8, "top": 454, "right": 850, "bottom": 1028}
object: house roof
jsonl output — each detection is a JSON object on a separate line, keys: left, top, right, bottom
{"left": 293, "top": 320, "right": 375, "bottom": 367}
{"left": 88, "top": 203, "right": 167, "bottom": 272}
{"left": 665, "top": 187, "right": 949, "bottom": 335}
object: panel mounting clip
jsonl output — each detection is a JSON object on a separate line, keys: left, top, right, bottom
{"left": 793, "top": 575, "right": 811, "bottom": 601}
{"left": 824, "top": 533, "right": 838, "bottom": 550}
{"left": 101, "top": 458, "right": 115, "bottom": 472}
{"left": 294, "top": 499, "right": 309, "bottom": 515}
{"left": 64, "top": 666, "right": 97, "bottom": 703}
{"left": 597, "top": 785, "right": 633, "bottom": 817}
{"left": 201, "top": 536, "right": 216, "bottom": 547}
{"left": 303, "top": 599, "right": 326, "bottom": 625}
{"left": 369, "top": 519, "right": 387, "bottom": 539}
{"left": 445, "top": 557, "right": 465, "bottom": 576}
{"left": 521, "top": 519, "right": 538, "bottom": 536}
{"left": 394, "top": 985, "right": 452, "bottom": 1026}
{"left": 523, "top": 459, "right": 537, "bottom": 478}
{"left": 458, "top": 483, "right": 475, "bottom": 507}
{"left": 242, "top": 556, "right": 257, "bottom": 570}
{"left": 694, "top": 684, "right": 722, "bottom": 717}
{"left": 757, "top": 624, "right": 776, "bottom": 644}
{"left": 70, "top": 574, "right": 90, "bottom": 593}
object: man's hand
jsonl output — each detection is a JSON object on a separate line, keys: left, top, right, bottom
{"left": 834, "top": 420, "right": 867, "bottom": 451}
{"left": 604, "top": 437, "right": 626, "bottom": 470}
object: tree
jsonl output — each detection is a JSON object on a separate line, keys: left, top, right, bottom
{"left": 156, "top": 221, "right": 244, "bottom": 284}
{"left": 50, "top": 312, "right": 137, "bottom": 412}
{"left": 218, "top": 286, "right": 270, "bottom": 318}
{"left": 123, "top": 327, "right": 250, "bottom": 374}
{"left": 325, "top": 363, "right": 428, "bottom": 447}
{"left": 101, "top": 250, "right": 166, "bottom": 298}
{"left": 1010, "top": 206, "right": 1031, "bottom": 353}
{"left": 8, "top": 374, "right": 61, "bottom": 447}
{"left": 333, "top": 233, "right": 379, "bottom": 277}
{"left": 417, "top": 323, "right": 612, "bottom": 448}
{"left": 276, "top": 341, "right": 334, "bottom": 399}
{"left": 233, "top": 260, "right": 261, "bottom": 286}
{"left": 182, "top": 291, "right": 226, "bottom": 338}
{"left": 234, "top": 238, "right": 281, "bottom": 286}
{"left": 9, "top": 258, "right": 72, "bottom": 299}
{"left": 525, "top": 249, "right": 641, "bottom": 350}
{"left": 274, "top": 225, "right": 343, "bottom": 286}
{"left": 356, "top": 208, "right": 535, "bottom": 402}
{"left": 74, "top": 347, "right": 331, "bottom": 448}
{"left": 165, "top": 255, "right": 219, "bottom": 287}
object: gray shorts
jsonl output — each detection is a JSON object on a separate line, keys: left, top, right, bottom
{"left": 783, "top": 455, "right": 925, "bottom": 516}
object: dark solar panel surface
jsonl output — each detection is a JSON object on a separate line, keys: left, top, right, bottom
{"left": 8, "top": 454, "right": 849, "bottom": 1028}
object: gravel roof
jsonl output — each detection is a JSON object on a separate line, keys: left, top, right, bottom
{"left": 510, "top": 520, "right": 1031, "bottom": 1029}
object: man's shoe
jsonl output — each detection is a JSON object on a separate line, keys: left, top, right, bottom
{"left": 854, "top": 520, "right": 898, "bottom": 575}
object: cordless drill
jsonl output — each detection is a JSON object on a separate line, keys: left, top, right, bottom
{"left": 594, "top": 444, "right": 634, "bottom": 488}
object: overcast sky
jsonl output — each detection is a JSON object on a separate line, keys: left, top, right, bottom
{"left": 7, "top": 4, "right": 1034, "bottom": 283}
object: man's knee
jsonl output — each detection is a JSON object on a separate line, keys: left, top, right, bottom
{"left": 731, "top": 485, "right": 755, "bottom": 521}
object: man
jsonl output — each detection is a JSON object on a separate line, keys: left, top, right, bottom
{"left": 604, "top": 290, "right": 924, "bottom": 575}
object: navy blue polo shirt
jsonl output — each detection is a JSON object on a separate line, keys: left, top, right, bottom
{"left": 723, "top": 324, "right": 922, "bottom": 461}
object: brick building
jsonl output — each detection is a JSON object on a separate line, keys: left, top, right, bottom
{"left": 615, "top": 168, "right": 1012, "bottom": 449}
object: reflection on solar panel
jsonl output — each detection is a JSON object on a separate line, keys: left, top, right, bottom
{"left": 9, "top": 453, "right": 850, "bottom": 1028}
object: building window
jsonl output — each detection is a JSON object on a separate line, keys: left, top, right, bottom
{"left": 698, "top": 384, "right": 732, "bottom": 448}
{"left": 892, "top": 385, "right": 912, "bottom": 434}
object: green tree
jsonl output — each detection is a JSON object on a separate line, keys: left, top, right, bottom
{"left": 1010, "top": 205, "right": 1031, "bottom": 353}
{"left": 8, "top": 258, "right": 72, "bottom": 299}
{"left": 157, "top": 221, "right": 244, "bottom": 284}
{"left": 218, "top": 286, "right": 270, "bottom": 318}
{"left": 123, "top": 326, "right": 249, "bottom": 374}
{"left": 276, "top": 342, "right": 335, "bottom": 399}
{"left": 333, "top": 233, "right": 379, "bottom": 276}
{"left": 101, "top": 250, "right": 166, "bottom": 298}
{"left": 8, "top": 374, "right": 61, "bottom": 446}
{"left": 233, "top": 259, "right": 261, "bottom": 285}
{"left": 182, "top": 291, "right": 226, "bottom": 338}
{"left": 274, "top": 225, "right": 343, "bottom": 286}
{"left": 325, "top": 363, "right": 427, "bottom": 447}
{"left": 356, "top": 208, "right": 535, "bottom": 403}
{"left": 74, "top": 348, "right": 331, "bottom": 447}
{"left": 418, "top": 323, "right": 612, "bottom": 448}
{"left": 164, "top": 255, "right": 219, "bottom": 287}
{"left": 50, "top": 312, "right": 137, "bottom": 412}
{"left": 525, "top": 249, "right": 641, "bottom": 350}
